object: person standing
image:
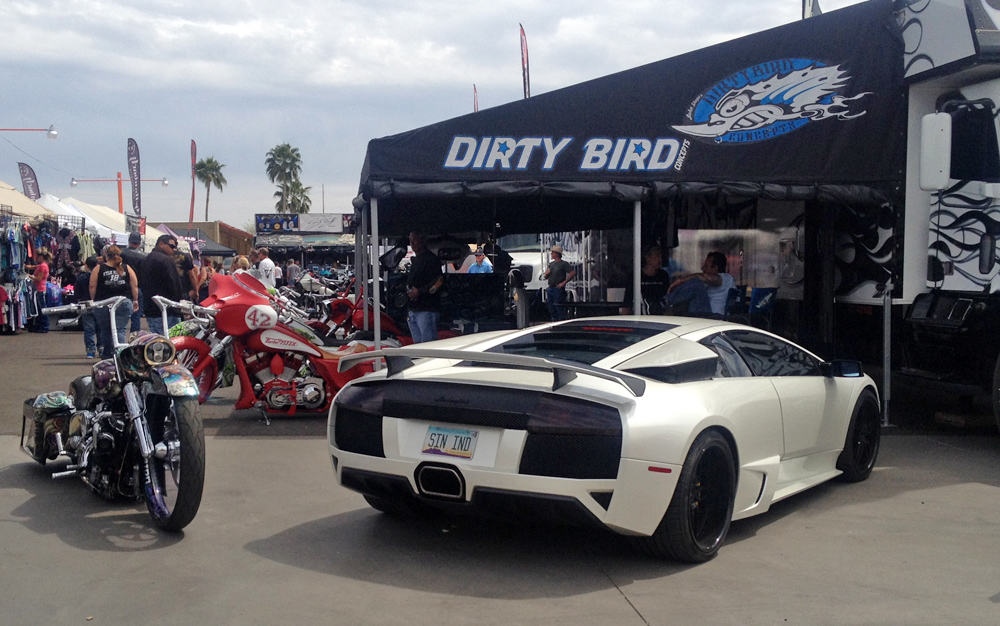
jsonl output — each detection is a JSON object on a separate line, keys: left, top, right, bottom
{"left": 405, "top": 232, "right": 443, "bottom": 343}
{"left": 141, "top": 235, "right": 184, "bottom": 335}
{"left": 74, "top": 256, "right": 99, "bottom": 358}
{"left": 541, "top": 245, "right": 575, "bottom": 321}
{"left": 90, "top": 245, "right": 138, "bottom": 358}
{"left": 175, "top": 247, "right": 199, "bottom": 302}
{"left": 25, "top": 247, "right": 53, "bottom": 333}
{"left": 286, "top": 258, "right": 302, "bottom": 286}
{"left": 256, "top": 247, "right": 276, "bottom": 289}
{"left": 620, "top": 245, "right": 671, "bottom": 315}
{"left": 120, "top": 232, "right": 147, "bottom": 333}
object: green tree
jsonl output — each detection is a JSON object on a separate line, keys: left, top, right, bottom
{"left": 194, "top": 156, "right": 227, "bottom": 221}
{"left": 265, "top": 143, "right": 302, "bottom": 213}
{"left": 273, "top": 179, "right": 312, "bottom": 214}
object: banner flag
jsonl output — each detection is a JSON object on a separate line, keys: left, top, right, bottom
{"left": 17, "top": 162, "right": 40, "bottom": 200}
{"left": 474, "top": 84, "right": 479, "bottom": 112}
{"left": 127, "top": 138, "right": 141, "bottom": 216}
{"left": 189, "top": 139, "right": 197, "bottom": 224}
{"left": 520, "top": 23, "right": 530, "bottom": 99}
{"left": 803, "top": 0, "right": 822, "bottom": 19}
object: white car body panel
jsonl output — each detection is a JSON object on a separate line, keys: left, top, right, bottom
{"left": 329, "top": 316, "right": 878, "bottom": 538}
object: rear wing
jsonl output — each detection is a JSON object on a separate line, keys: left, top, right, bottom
{"left": 337, "top": 348, "right": 646, "bottom": 397}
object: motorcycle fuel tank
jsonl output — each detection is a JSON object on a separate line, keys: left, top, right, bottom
{"left": 248, "top": 327, "right": 323, "bottom": 357}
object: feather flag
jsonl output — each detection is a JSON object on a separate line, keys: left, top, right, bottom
{"left": 127, "top": 138, "right": 141, "bottom": 216}
{"left": 474, "top": 84, "right": 479, "bottom": 112}
{"left": 803, "top": 0, "right": 822, "bottom": 19}
{"left": 520, "top": 23, "right": 530, "bottom": 99}
{"left": 17, "top": 162, "right": 40, "bottom": 200}
{"left": 189, "top": 139, "right": 197, "bottom": 224}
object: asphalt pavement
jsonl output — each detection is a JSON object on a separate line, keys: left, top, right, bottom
{"left": 0, "top": 325, "right": 997, "bottom": 625}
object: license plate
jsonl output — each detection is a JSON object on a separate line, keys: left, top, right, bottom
{"left": 422, "top": 425, "right": 478, "bottom": 459}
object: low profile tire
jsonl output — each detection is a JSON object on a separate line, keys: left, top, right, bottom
{"left": 637, "top": 430, "right": 736, "bottom": 563}
{"left": 836, "top": 388, "right": 881, "bottom": 482}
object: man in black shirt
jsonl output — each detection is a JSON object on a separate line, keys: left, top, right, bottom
{"left": 620, "top": 245, "right": 670, "bottom": 315}
{"left": 405, "top": 232, "right": 443, "bottom": 343}
{"left": 141, "top": 235, "right": 184, "bottom": 335}
{"left": 120, "top": 232, "right": 147, "bottom": 333}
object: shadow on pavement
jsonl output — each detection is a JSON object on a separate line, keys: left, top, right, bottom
{"left": 0, "top": 460, "right": 184, "bottom": 552}
{"left": 245, "top": 509, "right": 686, "bottom": 598}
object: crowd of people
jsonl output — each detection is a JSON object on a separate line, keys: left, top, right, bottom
{"left": 29, "top": 236, "right": 317, "bottom": 359}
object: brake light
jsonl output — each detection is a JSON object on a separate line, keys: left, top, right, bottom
{"left": 647, "top": 466, "right": 672, "bottom": 474}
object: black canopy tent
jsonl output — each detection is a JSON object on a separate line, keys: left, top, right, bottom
{"left": 352, "top": 0, "right": 906, "bottom": 373}
{"left": 170, "top": 228, "right": 237, "bottom": 258}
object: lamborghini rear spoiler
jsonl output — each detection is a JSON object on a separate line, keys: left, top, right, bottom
{"left": 337, "top": 348, "right": 646, "bottom": 397}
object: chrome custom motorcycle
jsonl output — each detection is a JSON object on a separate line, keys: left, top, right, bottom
{"left": 21, "top": 296, "right": 205, "bottom": 531}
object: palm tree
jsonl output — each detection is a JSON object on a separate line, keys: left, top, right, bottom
{"left": 265, "top": 143, "right": 302, "bottom": 213}
{"left": 273, "top": 179, "right": 312, "bottom": 214}
{"left": 194, "top": 157, "right": 227, "bottom": 221}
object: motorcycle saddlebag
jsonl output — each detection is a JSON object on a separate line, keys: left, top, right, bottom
{"left": 21, "top": 392, "right": 74, "bottom": 463}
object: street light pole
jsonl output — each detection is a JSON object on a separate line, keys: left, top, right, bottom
{"left": 70, "top": 174, "right": 168, "bottom": 214}
{"left": 0, "top": 125, "right": 58, "bottom": 139}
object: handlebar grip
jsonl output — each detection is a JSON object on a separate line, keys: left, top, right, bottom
{"left": 42, "top": 304, "right": 78, "bottom": 315}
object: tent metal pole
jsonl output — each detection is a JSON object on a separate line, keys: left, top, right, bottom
{"left": 360, "top": 206, "right": 369, "bottom": 331}
{"left": 882, "top": 280, "right": 892, "bottom": 426}
{"left": 633, "top": 200, "right": 641, "bottom": 315}
{"left": 372, "top": 197, "right": 382, "bottom": 355}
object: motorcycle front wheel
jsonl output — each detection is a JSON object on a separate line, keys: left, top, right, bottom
{"left": 145, "top": 396, "right": 205, "bottom": 531}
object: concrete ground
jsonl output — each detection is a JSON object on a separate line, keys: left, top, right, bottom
{"left": 0, "top": 326, "right": 997, "bottom": 625}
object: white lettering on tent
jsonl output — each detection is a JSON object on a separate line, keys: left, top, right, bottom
{"left": 444, "top": 135, "right": 572, "bottom": 171}
{"left": 484, "top": 137, "right": 517, "bottom": 169}
{"left": 515, "top": 138, "right": 543, "bottom": 169}
{"left": 472, "top": 137, "right": 492, "bottom": 168}
{"left": 581, "top": 139, "right": 613, "bottom": 170}
{"left": 541, "top": 137, "right": 572, "bottom": 170}
{"left": 650, "top": 139, "right": 680, "bottom": 170}
{"left": 444, "top": 136, "right": 478, "bottom": 168}
{"left": 582, "top": 137, "right": 681, "bottom": 171}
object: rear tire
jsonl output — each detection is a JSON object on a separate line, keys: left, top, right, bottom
{"left": 145, "top": 397, "right": 205, "bottom": 531}
{"left": 836, "top": 388, "right": 881, "bottom": 482}
{"left": 637, "top": 430, "right": 736, "bottom": 562}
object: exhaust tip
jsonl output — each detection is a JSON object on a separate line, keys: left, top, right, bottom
{"left": 416, "top": 463, "right": 465, "bottom": 500}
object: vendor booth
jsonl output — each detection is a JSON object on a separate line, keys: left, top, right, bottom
{"left": 352, "top": 0, "right": 905, "bottom": 366}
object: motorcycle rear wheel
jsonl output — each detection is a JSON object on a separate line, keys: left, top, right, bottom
{"left": 145, "top": 397, "right": 205, "bottom": 531}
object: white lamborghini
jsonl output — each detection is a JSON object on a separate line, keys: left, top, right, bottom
{"left": 329, "top": 317, "right": 881, "bottom": 562}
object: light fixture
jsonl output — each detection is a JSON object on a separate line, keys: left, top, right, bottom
{"left": 46, "top": 125, "right": 58, "bottom": 140}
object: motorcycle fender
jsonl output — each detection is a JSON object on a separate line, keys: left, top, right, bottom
{"left": 150, "top": 363, "right": 200, "bottom": 397}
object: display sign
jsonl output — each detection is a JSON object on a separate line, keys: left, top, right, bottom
{"left": 255, "top": 213, "right": 299, "bottom": 233}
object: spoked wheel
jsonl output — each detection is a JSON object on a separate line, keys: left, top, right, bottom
{"left": 176, "top": 347, "right": 216, "bottom": 405}
{"left": 145, "top": 397, "right": 205, "bottom": 531}
{"left": 836, "top": 388, "right": 881, "bottom": 482}
{"left": 636, "top": 430, "right": 735, "bottom": 562}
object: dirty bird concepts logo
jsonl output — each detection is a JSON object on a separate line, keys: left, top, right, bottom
{"left": 673, "top": 58, "right": 871, "bottom": 144}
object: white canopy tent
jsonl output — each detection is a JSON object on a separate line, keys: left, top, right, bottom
{"left": 58, "top": 197, "right": 188, "bottom": 253}
{"left": 0, "top": 180, "right": 55, "bottom": 218}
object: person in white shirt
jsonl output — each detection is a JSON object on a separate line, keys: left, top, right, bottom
{"left": 256, "top": 247, "right": 276, "bottom": 289}
{"left": 666, "top": 251, "right": 735, "bottom": 316}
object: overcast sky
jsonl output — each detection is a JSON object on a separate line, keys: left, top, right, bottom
{"left": 1, "top": 0, "right": 863, "bottom": 230}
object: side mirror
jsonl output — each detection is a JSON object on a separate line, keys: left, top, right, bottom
{"left": 821, "top": 359, "right": 864, "bottom": 378}
{"left": 920, "top": 112, "right": 952, "bottom": 191}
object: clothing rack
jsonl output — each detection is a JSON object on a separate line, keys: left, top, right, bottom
{"left": 55, "top": 214, "right": 86, "bottom": 232}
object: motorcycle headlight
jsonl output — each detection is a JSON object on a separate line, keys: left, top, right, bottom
{"left": 143, "top": 338, "right": 176, "bottom": 366}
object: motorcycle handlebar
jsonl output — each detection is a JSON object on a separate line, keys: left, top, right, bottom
{"left": 42, "top": 295, "right": 129, "bottom": 316}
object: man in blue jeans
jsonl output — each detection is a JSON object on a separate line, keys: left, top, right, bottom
{"left": 405, "top": 231, "right": 443, "bottom": 343}
{"left": 74, "top": 256, "right": 99, "bottom": 358}
{"left": 541, "top": 245, "right": 576, "bottom": 321}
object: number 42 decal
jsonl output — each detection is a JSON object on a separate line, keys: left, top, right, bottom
{"left": 244, "top": 305, "right": 278, "bottom": 330}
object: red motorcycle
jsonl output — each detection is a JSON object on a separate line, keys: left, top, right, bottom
{"left": 169, "top": 272, "right": 377, "bottom": 419}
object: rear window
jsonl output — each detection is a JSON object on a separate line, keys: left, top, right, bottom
{"left": 486, "top": 320, "right": 674, "bottom": 365}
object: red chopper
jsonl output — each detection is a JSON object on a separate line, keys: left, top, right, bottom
{"left": 171, "top": 272, "right": 377, "bottom": 417}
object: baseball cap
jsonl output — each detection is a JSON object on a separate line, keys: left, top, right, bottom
{"left": 474, "top": 247, "right": 485, "bottom": 256}
{"left": 128, "top": 232, "right": 142, "bottom": 244}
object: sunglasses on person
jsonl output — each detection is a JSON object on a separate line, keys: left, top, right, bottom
{"left": 166, "top": 242, "right": 178, "bottom": 249}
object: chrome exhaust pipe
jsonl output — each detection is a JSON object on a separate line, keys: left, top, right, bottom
{"left": 416, "top": 464, "right": 465, "bottom": 500}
